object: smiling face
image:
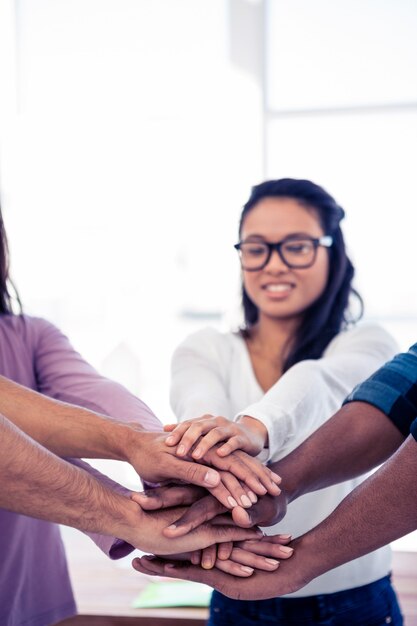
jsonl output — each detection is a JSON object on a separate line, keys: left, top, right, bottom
{"left": 240, "top": 197, "right": 330, "bottom": 324}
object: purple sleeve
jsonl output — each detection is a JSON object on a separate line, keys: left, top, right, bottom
{"left": 32, "top": 317, "right": 162, "bottom": 432}
{"left": 70, "top": 459, "right": 135, "bottom": 558}
{"left": 29, "top": 316, "right": 163, "bottom": 558}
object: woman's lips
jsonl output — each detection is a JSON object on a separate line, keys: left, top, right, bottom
{"left": 262, "top": 282, "right": 294, "bottom": 293}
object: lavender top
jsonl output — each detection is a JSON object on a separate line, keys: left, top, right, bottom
{"left": 0, "top": 314, "right": 162, "bottom": 626}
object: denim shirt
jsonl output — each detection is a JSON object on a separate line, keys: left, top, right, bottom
{"left": 344, "top": 342, "right": 417, "bottom": 441}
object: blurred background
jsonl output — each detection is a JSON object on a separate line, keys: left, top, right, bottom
{"left": 0, "top": 0, "right": 416, "bottom": 551}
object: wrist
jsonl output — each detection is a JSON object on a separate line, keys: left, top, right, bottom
{"left": 99, "top": 489, "right": 145, "bottom": 548}
{"left": 238, "top": 415, "right": 268, "bottom": 448}
{"left": 100, "top": 420, "right": 145, "bottom": 464}
{"left": 269, "top": 455, "right": 305, "bottom": 504}
{"left": 284, "top": 533, "right": 325, "bottom": 590}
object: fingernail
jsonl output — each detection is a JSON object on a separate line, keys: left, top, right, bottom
{"left": 255, "top": 529, "right": 264, "bottom": 537}
{"left": 204, "top": 470, "right": 219, "bottom": 486}
{"left": 265, "top": 558, "right": 279, "bottom": 566}
{"left": 227, "top": 496, "right": 238, "bottom": 508}
{"left": 279, "top": 534, "right": 292, "bottom": 540}
{"left": 240, "top": 566, "right": 254, "bottom": 574}
{"left": 202, "top": 559, "right": 213, "bottom": 569}
{"left": 177, "top": 445, "right": 185, "bottom": 456}
{"left": 248, "top": 491, "right": 258, "bottom": 503}
{"left": 240, "top": 495, "right": 252, "bottom": 508}
{"left": 165, "top": 563, "right": 177, "bottom": 569}
{"left": 193, "top": 447, "right": 202, "bottom": 458}
{"left": 271, "top": 472, "right": 281, "bottom": 482}
{"left": 165, "top": 435, "right": 175, "bottom": 444}
{"left": 280, "top": 546, "right": 294, "bottom": 554}
{"left": 166, "top": 524, "right": 176, "bottom": 530}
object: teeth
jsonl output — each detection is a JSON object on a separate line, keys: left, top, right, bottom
{"left": 265, "top": 284, "right": 292, "bottom": 292}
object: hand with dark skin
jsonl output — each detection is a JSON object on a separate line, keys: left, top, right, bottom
{"left": 132, "top": 403, "right": 417, "bottom": 599}
{"left": 132, "top": 483, "right": 287, "bottom": 536}
{"left": 132, "top": 484, "right": 292, "bottom": 572}
{"left": 150, "top": 534, "right": 293, "bottom": 578}
{"left": 133, "top": 540, "right": 305, "bottom": 598}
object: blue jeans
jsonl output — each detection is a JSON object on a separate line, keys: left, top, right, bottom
{"left": 207, "top": 575, "right": 403, "bottom": 625}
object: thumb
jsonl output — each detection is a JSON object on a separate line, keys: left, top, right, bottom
{"left": 173, "top": 458, "right": 220, "bottom": 488}
{"left": 232, "top": 506, "right": 254, "bottom": 528}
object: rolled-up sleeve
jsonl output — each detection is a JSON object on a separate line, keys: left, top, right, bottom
{"left": 344, "top": 343, "right": 417, "bottom": 438}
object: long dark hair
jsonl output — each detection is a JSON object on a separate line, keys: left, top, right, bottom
{"left": 239, "top": 178, "right": 363, "bottom": 372}
{"left": 0, "top": 204, "right": 21, "bottom": 314}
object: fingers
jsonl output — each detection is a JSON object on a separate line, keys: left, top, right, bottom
{"left": 191, "top": 426, "right": 238, "bottom": 460}
{"left": 132, "top": 556, "right": 259, "bottom": 597}
{"left": 171, "top": 458, "right": 221, "bottom": 488}
{"left": 231, "top": 505, "right": 253, "bottom": 528}
{"left": 235, "top": 536, "right": 294, "bottom": 560}
{"left": 212, "top": 558, "right": 255, "bottom": 577}
{"left": 190, "top": 550, "right": 202, "bottom": 565}
{"left": 232, "top": 492, "right": 288, "bottom": 528}
{"left": 227, "top": 546, "right": 280, "bottom": 571}
{"left": 206, "top": 523, "right": 262, "bottom": 546}
{"left": 133, "top": 554, "right": 254, "bottom": 581}
{"left": 164, "top": 415, "right": 217, "bottom": 456}
{"left": 217, "top": 435, "right": 246, "bottom": 456}
{"left": 204, "top": 448, "right": 281, "bottom": 497}
{"left": 217, "top": 541, "right": 233, "bottom": 561}
{"left": 132, "top": 484, "right": 205, "bottom": 511}
{"left": 132, "top": 555, "right": 205, "bottom": 583}
{"left": 162, "top": 495, "right": 227, "bottom": 537}
{"left": 163, "top": 424, "right": 176, "bottom": 433}
{"left": 201, "top": 544, "right": 217, "bottom": 569}
{"left": 210, "top": 471, "right": 257, "bottom": 509}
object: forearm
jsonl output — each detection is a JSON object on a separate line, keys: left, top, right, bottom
{"left": 292, "top": 435, "right": 417, "bottom": 583}
{"left": 271, "top": 402, "right": 404, "bottom": 501}
{"left": 0, "top": 375, "right": 143, "bottom": 461}
{"left": 0, "top": 413, "right": 141, "bottom": 541}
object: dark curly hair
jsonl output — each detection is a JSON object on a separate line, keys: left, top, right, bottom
{"left": 238, "top": 178, "right": 363, "bottom": 372}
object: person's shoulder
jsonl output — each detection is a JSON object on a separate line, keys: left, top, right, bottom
{"left": 324, "top": 321, "right": 399, "bottom": 357}
{"left": 177, "top": 326, "right": 236, "bottom": 350}
{"left": 173, "top": 326, "right": 239, "bottom": 362}
{"left": 0, "top": 312, "right": 39, "bottom": 333}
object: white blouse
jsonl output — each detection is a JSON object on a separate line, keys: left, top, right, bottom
{"left": 170, "top": 322, "right": 399, "bottom": 596}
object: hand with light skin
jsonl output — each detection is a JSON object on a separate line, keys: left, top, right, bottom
{"left": 129, "top": 436, "right": 281, "bottom": 510}
{"left": 0, "top": 413, "right": 265, "bottom": 558}
{"left": 133, "top": 483, "right": 287, "bottom": 537}
{"left": 132, "top": 539, "right": 305, "bottom": 598}
{"left": 132, "top": 405, "right": 417, "bottom": 599}
{"left": 0, "top": 377, "right": 280, "bottom": 509}
{"left": 164, "top": 414, "right": 268, "bottom": 458}
{"left": 121, "top": 505, "right": 266, "bottom": 556}
{"left": 132, "top": 483, "right": 292, "bottom": 574}
{"left": 201, "top": 446, "right": 281, "bottom": 509}
{"left": 152, "top": 534, "right": 293, "bottom": 578}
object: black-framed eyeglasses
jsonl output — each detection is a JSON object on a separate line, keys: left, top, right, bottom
{"left": 234, "top": 235, "right": 333, "bottom": 271}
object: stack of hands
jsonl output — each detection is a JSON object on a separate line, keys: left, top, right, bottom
{"left": 126, "top": 415, "right": 295, "bottom": 584}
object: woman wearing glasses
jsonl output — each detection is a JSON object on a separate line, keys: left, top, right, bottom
{"left": 167, "top": 178, "right": 403, "bottom": 625}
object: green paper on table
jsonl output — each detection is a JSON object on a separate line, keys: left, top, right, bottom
{"left": 132, "top": 579, "right": 212, "bottom": 608}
